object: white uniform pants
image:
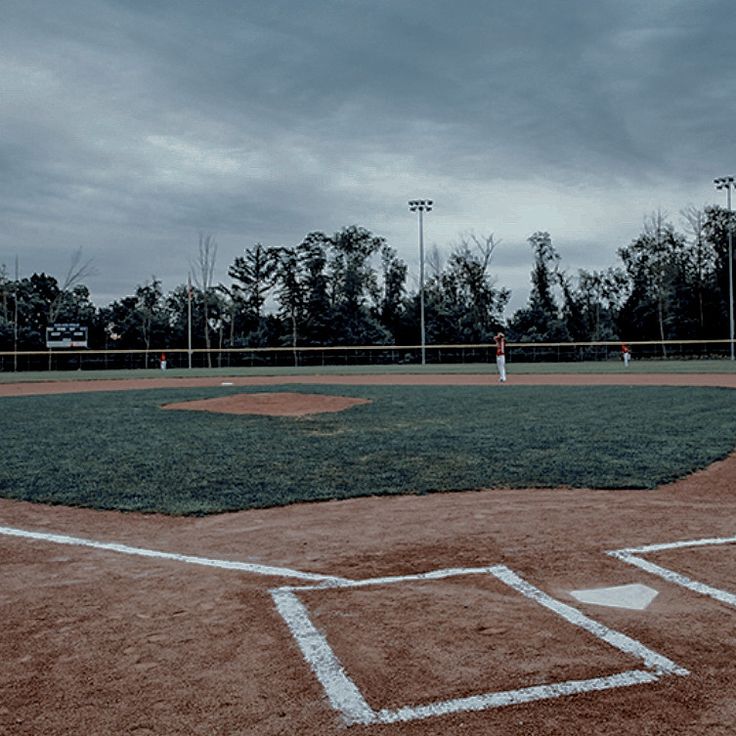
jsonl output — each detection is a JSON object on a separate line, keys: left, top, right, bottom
{"left": 497, "top": 355, "right": 506, "bottom": 382}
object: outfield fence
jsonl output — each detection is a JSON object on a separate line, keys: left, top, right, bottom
{"left": 0, "top": 339, "right": 734, "bottom": 372}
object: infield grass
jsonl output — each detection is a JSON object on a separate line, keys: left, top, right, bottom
{"left": 2, "top": 384, "right": 736, "bottom": 514}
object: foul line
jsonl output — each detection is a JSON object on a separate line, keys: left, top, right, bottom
{"left": 609, "top": 535, "right": 736, "bottom": 609}
{"left": 271, "top": 564, "right": 687, "bottom": 726}
{"left": 0, "top": 525, "right": 350, "bottom": 584}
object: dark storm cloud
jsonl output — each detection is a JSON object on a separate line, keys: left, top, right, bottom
{"left": 1, "top": 0, "right": 734, "bottom": 307}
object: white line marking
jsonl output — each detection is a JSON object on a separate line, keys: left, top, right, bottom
{"left": 271, "top": 589, "right": 376, "bottom": 725}
{"left": 271, "top": 564, "right": 687, "bottom": 725}
{"left": 0, "top": 525, "right": 350, "bottom": 584}
{"left": 608, "top": 540, "right": 736, "bottom": 607}
{"left": 280, "top": 566, "right": 497, "bottom": 592}
{"left": 489, "top": 565, "right": 687, "bottom": 677}
{"left": 613, "top": 535, "right": 736, "bottom": 556}
{"left": 374, "top": 670, "right": 659, "bottom": 724}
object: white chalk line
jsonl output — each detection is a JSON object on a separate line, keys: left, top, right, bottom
{"left": 613, "top": 534, "right": 736, "bottom": 556}
{"left": 374, "top": 670, "right": 659, "bottom": 724}
{"left": 489, "top": 565, "right": 687, "bottom": 677}
{"left": 0, "top": 525, "right": 350, "bottom": 584}
{"left": 272, "top": 589, "right": 375, "bottom": 725}
{"left": 279, "top": 565, "right": 497, "bottom": 592}
{"left": 271, "top": 564, "right": 687, "bottom": 726}
{"left": 609, "top": 535, "right": 736, "bottom": 609}
{"left": 3, "top": 523, "right": 708, "bottom": 724}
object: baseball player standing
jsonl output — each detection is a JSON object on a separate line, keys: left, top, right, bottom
{"left": 494, "top": 332, "right": 507, "bottom": 382}
{"left": 621, "top": 342, "right": 631, "bottom": 367}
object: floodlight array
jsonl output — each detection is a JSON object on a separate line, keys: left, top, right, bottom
{"left": 714, "top": 176, "right": 735, "bottom": 189}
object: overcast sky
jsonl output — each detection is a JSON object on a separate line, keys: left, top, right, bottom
{"left": 2, "top": 0, "right": 735, "bottom": 314}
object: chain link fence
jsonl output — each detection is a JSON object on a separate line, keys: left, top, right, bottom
{"left": 1, "top": 339, "right": 734, "bottom": 373}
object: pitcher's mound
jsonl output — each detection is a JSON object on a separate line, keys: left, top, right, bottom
{"left": 162, "top": 392, "right": 371, "bottom": 416}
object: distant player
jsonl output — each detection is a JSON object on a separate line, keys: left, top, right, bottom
{"left": 621, "top": 343, "right": 631, "bottom": 368}
{"left": 494, "top": 332, "right": 507, "bottom": 382}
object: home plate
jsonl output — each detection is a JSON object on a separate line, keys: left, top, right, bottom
{"left": 570, "top": 583, "right": 659, "bottom": 610}
{"left": 221, "top": 382, "right": 234, "bottom": 386}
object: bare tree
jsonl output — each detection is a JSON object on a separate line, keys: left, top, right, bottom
{"left": 48, "top": 247, "right": 95, "bottom": 324}
{"left": 45, "top": 249, "right": 95, "bottom": 369}
{"left": 217, "top": 283, "right": 238, "bottom": 356}
{"left": 0, "top": 263, "right": 9, "bottom": 325}
{"left": 644, "top": 210, "right": 671, "bottom": 356}
{"left": 192, "top": 233, "right": 218, "bottom": 368}
{"left": 681, "top": 205, "right": 714, "bottom": 333}
{"left": 135, "top": 277, "right": 164, "bottom": 365}
{"left": 425, "top": 244, "right": 445, "bottom": 280}
{"left": 464, "top": 231, "right": 502, "bottom": 272}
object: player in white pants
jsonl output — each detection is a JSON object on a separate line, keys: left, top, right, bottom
{"left": 495, "top": 332, "right": 507, "bottom": 382}
{"left": 621, "top": 343, "right": 631, "bottom": 367}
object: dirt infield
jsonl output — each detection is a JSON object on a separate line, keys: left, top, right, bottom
{"left": 1, "top": 373, "right": 736, "bottom": 735}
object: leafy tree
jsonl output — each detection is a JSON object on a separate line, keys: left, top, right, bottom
{"left": 134, "top": 278, "right": 169, "bottom": 361}
{"left": 227, "top": 242, "right": 280, "bottom": 344}
{"left": 509, "top": 232, "right": 568, "bottom": 341}
{"left": 422, "top": 233, "right": 508, "bottom": 343}
{"left": 324, "top": 226, "right": 390, "bottom": 345}
{"left": 276, "top": 246, "right": 304, "bottom": 359}
{"left": 617, "top": 212, "right": 687, "bottom": 353}
{"left": 558, "top": 267, "right": 627, "bottom": 343}
{"left": 703, "top": 204, "right": 736, "bottom": 340}
{"left": 376, "top": 244, "right": 408, "bottom": 341}
{"left": 297, "top": 233, "right": 333, "bottom": 344}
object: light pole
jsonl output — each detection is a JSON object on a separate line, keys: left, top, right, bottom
{"left": 408, "top": 199, "right": 433, "bottom": 365}
{"left": 714, "top": 176, "right": 735, "bottom": 361}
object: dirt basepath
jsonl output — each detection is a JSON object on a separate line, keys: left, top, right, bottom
{"left": 1, "top": 373, "right": 735, "bottom": 735}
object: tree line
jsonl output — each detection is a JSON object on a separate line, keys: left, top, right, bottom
{"left": 1, "top": 206, "right": 734, "bottom": 359}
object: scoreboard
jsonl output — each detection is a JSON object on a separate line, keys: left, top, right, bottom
{"left": 46, "top": 323, "right": 88, "bottom": 349}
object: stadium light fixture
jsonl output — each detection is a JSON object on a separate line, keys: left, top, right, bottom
{"left": 714, "top": 176, "right": 736, "bottom": 361}
{"left": 408, "top": 199, "right": 433, "bottom": 365}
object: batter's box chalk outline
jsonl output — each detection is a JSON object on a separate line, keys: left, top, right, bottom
{"left": 271, "top": 565, "right": 688, "bottom": 726}
{"left": 609, "top": 535, "right": 736, "bottom": 609}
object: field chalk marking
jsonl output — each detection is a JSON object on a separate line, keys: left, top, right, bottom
{"left": 271, "top": 564, "right": 687, "bottom": 726}
{"left": 0, "top": 525, "right": 350, "bottom": 584}
{"left": 490, "top": 566, "right": 687, "bottom": 677}
{"left": 272, "top": 589, "right": 376, "bottom": 725}
{"left": 609, "top": 535, "right": 736, "bottom": 609}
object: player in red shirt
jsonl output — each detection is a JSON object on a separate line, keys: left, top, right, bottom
{"left": 621, "top": 343, "right": 631, "bottom": 367}
{"left": 494, "top": 332, "right": 507, "bottom": 382}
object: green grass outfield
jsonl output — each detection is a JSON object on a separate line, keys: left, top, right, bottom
{"left": 1, "top": 358, "right": 736, "bottom": 383}
{"left": 2, "top": 383, "right": 736, "bottom": 514}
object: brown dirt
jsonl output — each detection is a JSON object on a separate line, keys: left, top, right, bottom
{"left": 161, "top": 391, "right": 371, "bottom": 416}
{"left": 1, "top": 372, "right": 736, "bottom": 735}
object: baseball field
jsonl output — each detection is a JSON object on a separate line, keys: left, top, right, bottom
{"left": 1, "top": 363, "right": 735, "bottom": 735}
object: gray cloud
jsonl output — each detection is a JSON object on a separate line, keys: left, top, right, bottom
{"left": 1, "top": 0, "right": 734, "bottom": 311}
